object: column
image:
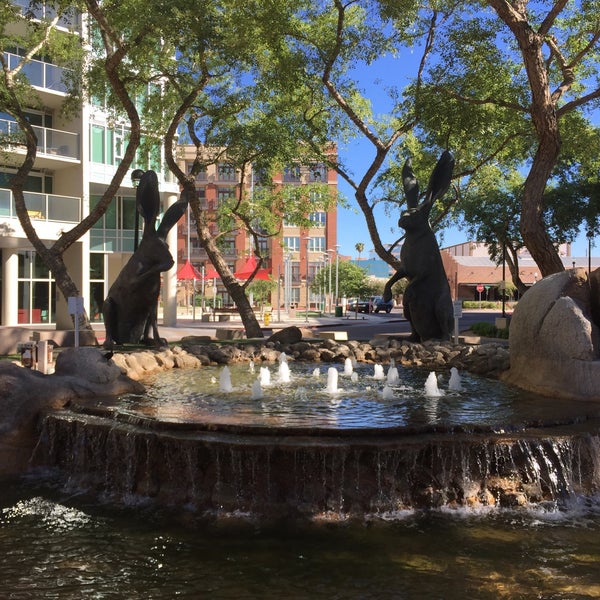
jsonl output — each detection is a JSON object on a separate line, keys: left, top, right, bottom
{"left": 162, "top": 193, "right": 178, "bottom": 327}
{"left": 1, "top": 249, "right": 18, "bottom": 325}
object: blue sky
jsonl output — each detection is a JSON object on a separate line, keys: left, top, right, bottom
{"left": 333, "top": 45, "right": 597, "bottom": 262}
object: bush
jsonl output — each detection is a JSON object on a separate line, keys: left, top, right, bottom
{"left": 471, "top": 321, "right": 509, "bottom": 339}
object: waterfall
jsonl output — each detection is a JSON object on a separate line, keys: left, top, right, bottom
{"left": 34, "top": 410, "right": 600, "bottom": 518}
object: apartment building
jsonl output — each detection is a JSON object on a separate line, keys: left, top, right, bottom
{"left": 1, "top": 1, "right": 179, "bottom": 328}
{"left": 178, "top": 145, "right": 338, "bottom": 310}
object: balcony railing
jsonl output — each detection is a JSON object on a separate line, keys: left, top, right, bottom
{"left": 0, "top": 187, "right": 81, "bottom": 223}
{"left": 0, "top": 119, "right": 80, "bottom": 160}
{"left": 3, "top": 52, "right": 69, "bottom": 93}
{"left": 14, "top": 0, "right": 82, "bottom": 32}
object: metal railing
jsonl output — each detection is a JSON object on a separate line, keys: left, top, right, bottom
{"left": 3, "top": 52, "right": 69, "bottom": 93}
{"left": 0, "top": 119, "right": 80, "bottom": 160}
{"left": 13, "top": 0, "right": 82, "bottom": 32}
{"left": 0, "top": 187, "right": 81, "bottom": 223}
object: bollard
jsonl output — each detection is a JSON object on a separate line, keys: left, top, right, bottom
{"left": 36, "top": 340, "right": 49, "bottom": 374}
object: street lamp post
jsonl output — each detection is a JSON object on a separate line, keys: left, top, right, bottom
{"left": 327, "top": 248, "right": 334, "bottom": 315}
{"left": 335, "top": 244, "right": 340, "bottom": 315}
{"left": 284, "top": 253, "right": 291, "bottom": 313}
{"left": 304, "top": 237, "right": 311, "bottom": 322}
{"left": 131, "top": 169, "right": 145, "bottom": 251}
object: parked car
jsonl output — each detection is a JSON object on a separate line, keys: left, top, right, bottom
{"left": 373, "top": 295, "right": 394, "bottom": 313}
{"left": 347, "top": 296, "right": 394, "bottom": 314}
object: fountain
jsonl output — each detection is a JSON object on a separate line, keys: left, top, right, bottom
{"left": 33, "top": 356, "right": 600, "bottom": 521}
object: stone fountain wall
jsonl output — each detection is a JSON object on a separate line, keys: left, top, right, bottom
{"left": 35, "top": 410, "right": 600, "bottom": 517}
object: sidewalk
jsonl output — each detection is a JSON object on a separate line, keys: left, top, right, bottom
{"left": 155, "top": 308, "right": 392, "bottom": 343}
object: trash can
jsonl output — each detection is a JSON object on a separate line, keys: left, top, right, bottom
{"left": 335, "top": 306, "right": 343, "bottom": 317}
{"left": 264, "top": 311, "right": 271, "bottom": 326}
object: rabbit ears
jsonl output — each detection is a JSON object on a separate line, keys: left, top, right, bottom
{"left": 136, "top": 170, "right": 188, "bottom": 240}
{"left": 403, "top": 151, "right": 455, "bottom": 210}
{"left": 137, "top": 170, "right": 161, "bottom": 230}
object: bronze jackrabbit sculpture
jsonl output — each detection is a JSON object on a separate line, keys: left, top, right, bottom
{"left": 382, "top": 151, "right": 455, "bottom": 341}
{"left": 103, "top": 170, "right": 187, "bottom": 348}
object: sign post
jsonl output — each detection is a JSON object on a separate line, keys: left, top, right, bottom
{"left": 452, "top": 300, "right": 462, "bottom": 345}
{"left": 476, "top": 284, "right": 484, "bottom": 308}
{"left": 68, "top": 296, "right": 84, "bottom": 347}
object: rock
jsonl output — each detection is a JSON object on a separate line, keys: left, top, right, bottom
{"left": 502, "top": 268, "right": 600, "bottom": 400}
{"left": 55, "top": 347, "right": 123, "bottom": 384}
{"left": 267, "top": 326, "right": 302, "bottom": 345}
{"left": 0, "top": 349, "right": 144, "bottom": 476}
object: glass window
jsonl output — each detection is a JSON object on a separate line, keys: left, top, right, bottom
{"left": 217, "top": 163, "right": 236, "bottom": 182}
{"left": 283, "top": 236, "right": 300, "bottom": 251}
{"left": 90, "top": 253, "right": 105, "bottom": 279}
{"left": 91, "top": 124, "right": 105, "bottom": 163}
{"left": 308, "top": 237, "right": 326, "bottom": 252}
{"left": 122, "top": 196, "right": 136, "bottom": 229}
{"left": 309, "top": 163, "right": 326, "bottom": 182}
{"left": 309, "top": 212, "right": 326, "bottom": 227}
{"left": 283, "top": 164, "right": 301, "bottom": 182}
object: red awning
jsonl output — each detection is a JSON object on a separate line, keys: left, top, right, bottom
{"left": 234, "top": 256, "right": 271, "bottom": 280}
{"left": 203, "top": 267, "right": 220, "bottom": 280}
{"left": 177, "top": 260, "right": 202, "bottom": 280}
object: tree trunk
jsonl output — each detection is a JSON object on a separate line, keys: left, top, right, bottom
{"left": 489, "top": 0, "right": 566, "bottom": 277}
{"left": 186, "top": 186, "right": 264, "bottom": 338}
{"left": 506, "top": 246, "right": 528, "bottom": 297}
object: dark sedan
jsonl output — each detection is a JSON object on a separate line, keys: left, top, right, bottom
{"left": 348, "top": 296, "right": 394, "bottom": 314}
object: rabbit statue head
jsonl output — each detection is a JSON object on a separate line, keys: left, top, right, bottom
{"left": 102, "top": 170, "right": 188, "bottom": 348}
{"left": 398, "top": 150, "right": 454, "bottom": 233}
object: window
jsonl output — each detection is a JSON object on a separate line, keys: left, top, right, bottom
{"left": 217, "top": 187, "right": 236, "bottom": 205}
{"left": 187, "top": 163, "right": 207, "bottom": 181}
{"left": 308, "top": 237, "right": 326, "bottom": 252}
{"left": 283, "top": 164, "right": 301, "bottom": 182}
{"left": 90, "top": 253, "right": 106, "bottom": 322}
{"left": 17, "top": 251, "right": 55, "bottom": 324}
{"left": 309, "top": 163, "right": 326, "bottom": 182}
{"left": 309, "top": 189, "right": 325, "bottom": 204}
{"left": 283, "top": 236, "right": 300, "bottom": 251}
{"left": 309, "top": 212, "right": 326, "bottom": 227}
{"left": 217, "top": 163, "right": 236, "bottom": 182}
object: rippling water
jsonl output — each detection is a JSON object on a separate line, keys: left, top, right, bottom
{"left": 107, "top": 362, "right": 600, "bottom": 431}
{"left": 3, "top": 476, "right": 600, "bottom": 599}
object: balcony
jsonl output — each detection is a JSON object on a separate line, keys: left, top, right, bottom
{"left": 14, "top": 0, "right": 82, "bottom": 33}
{"left": 3, "top": 52, "right": 69, "bottom": 95}
{"left": 1, "top": 119, "right": 80, "bottom": 162}
{"left": 0, "top": 187, "right": 82, "bottom": 223}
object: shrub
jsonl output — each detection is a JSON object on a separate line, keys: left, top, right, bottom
{"left": 471, "top": 321, "right": 509, "bottom": 339}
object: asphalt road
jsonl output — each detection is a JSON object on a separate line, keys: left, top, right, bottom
{"left": 272, "top": 308, "right": 504, "bottom": 341}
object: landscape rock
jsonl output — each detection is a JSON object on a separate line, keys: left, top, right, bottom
{"left": 502, "top": 268, "right": 600, "bottom": 399}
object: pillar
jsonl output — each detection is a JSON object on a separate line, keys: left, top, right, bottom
{"left": 162, "top": 193, "right": 178, "bottom": 327}
{"left": 1, "top": 249, "right": 18, "bottom": 325}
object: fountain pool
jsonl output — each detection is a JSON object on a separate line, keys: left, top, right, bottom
{"left": 5, "top": 356, "right": 600, "bottom": 597}
{"left": 33, "top": 360, "right": 600, "bottom": 521}
{"left": 2, "top": 477, "right": 600, "bottom": 599}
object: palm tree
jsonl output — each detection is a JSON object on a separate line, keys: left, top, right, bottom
{"left": 355, "top": 242, "right": 365, "bottom": 261}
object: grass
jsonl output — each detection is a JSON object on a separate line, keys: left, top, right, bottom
{"left": 470, "top": 321, "right": 510, "bottom": 339}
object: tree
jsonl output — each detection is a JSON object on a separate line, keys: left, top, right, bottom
{"left": 414, "top": 1, "right": 600, "bottom": 276}
{"left": 311, "top": 261, "right": 371, "bottom": 301}
{"left": 247, "top": 278, "right": 276, "bottom": 308}
{"left": 355, "top": 242, "right": 365, "bottom": 261}
{"left": 1, "top": 1, "right": 96, "bottom": 330}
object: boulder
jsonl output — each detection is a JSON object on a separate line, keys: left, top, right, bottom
{"left": 0, "top": 348, "right": 144, "bottom": 475}
{"left": 267, "top": 326, "right": 303, "bottom": 345}
{"left": 502, "top": 268, "right": 600, "bottom": 400}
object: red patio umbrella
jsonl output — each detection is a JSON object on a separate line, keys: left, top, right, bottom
{"left": 234, "top": 256, "right": 271, "bottom": 280}
{"left": 203, "top": 267, "right": 220, "bottom": 280}
{"left": 177, "top": 260, "right": 203, "bottom": 280}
